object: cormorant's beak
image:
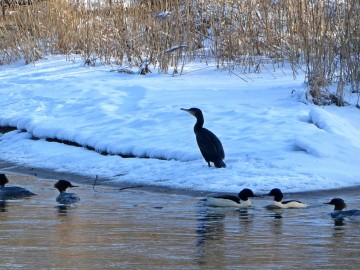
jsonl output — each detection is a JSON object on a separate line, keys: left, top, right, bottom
{"left": 324, "top": 202, "right": 331, "bottom": 205}
{"left": 181, "top": 108, "right": 194, "bottom": 116}
{"left": 70, "top": 184, "right": 79, "bottom": 188}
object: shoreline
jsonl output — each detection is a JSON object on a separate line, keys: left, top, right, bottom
{"left": 1, "top": 159, "right": 360, "bottom": 199}
{"left": 0, "top": 159, "right": 210, "bottom": 197}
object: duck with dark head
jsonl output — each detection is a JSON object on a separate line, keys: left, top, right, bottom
{"left": 0, "top": 173, "right": 36, "bottom": 200}
{"left": 324, "top": 198, "right": 360, "bottom": 219}
{"left": 54, "top": 180, "right": 80, "bottom": 205}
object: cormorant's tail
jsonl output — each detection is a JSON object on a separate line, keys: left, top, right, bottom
{"left": 214, "top": 160, "right": 226, "bottom": 168}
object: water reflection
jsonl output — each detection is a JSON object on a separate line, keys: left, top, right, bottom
{"left": 195, "top": 205, "right": 258, "bottom": 267}
{"left": 239, "top": 208, "right": 251, "bottom": 219}
{"left": 56, "top": 205, "right": 72, "bottom": 215}
{"left": 196, "top": 207, "right": 225, "bottom": 241}
{"left": 333, "top": 218, "right": 345, "bottom": 227}
{"left": 195, "top": 206, "right": 226, "bottom": 266}
{"left": 237, "top": 209, "right": 254, "bottom": 235}
{"left": 0, "top": 200, "right": 7, "bottom": 212}
{"left": 332, "top": 222, "right": 346, "bottom": 239}
{"left": 268, "top": 208, "right": 284, "bottom": 220}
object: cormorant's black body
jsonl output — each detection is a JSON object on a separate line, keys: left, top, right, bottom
{"left": 181, "top": 108, "right": 226, "bottom": 168}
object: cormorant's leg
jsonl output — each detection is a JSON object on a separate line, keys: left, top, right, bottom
{"left": 207, "top": 162, "right": 211, "bottom": 167}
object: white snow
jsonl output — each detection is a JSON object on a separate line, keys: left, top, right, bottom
{"left": 1, "top": 55, "right": 360, "bottom": 193}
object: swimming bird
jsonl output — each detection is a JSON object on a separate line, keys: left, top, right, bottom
{"left": 181, "top": 108, "right": 226, "bottom": 168}
{"left": 54, "top": 180, "right": 80, "bottom": 205}
{"left": 0, "top": 173, "right": 36, "bottom": 199}
{"left": 205, "top": 188, "right": 258, "bottom": 208}
{"left": 265, "top": 188, "right": 308, "bottom": 209}
{"left": 324, "top": 198, "right": 360, "bottom": 219}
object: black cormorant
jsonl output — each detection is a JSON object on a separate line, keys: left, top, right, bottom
{"left": 181, "top": 107, "right": 226, "bottom": 168}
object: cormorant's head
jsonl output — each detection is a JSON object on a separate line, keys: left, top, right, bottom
{"left": 181, "top": 108, "right": 203, "bottom": 118}
{"left": 54, "top": 180, "right": 78, "bottom": 192}
{"left": 0, "top": 174, "right": 9, "bottom": 188}
{"left": 324, "top": 198, "right": 347, "bottom": 211}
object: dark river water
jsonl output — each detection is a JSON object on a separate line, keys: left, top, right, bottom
{"left": 1, "top": 173, "right": 360, "bottom": 269}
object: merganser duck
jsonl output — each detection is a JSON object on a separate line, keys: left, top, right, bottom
{"left": 205, "top": 188, "right": 258, "bottom": 208}
{"left": 324, "top": 198, "right": 360, "bottom": 219}
{"left": 54, "top": 180, "right": 80, "bottom": 205}
{"left": 0, "top": 173, "right": 36, "bottom": 199}
{"left": 266, "top": 188, "right": 308, "bottom": 209}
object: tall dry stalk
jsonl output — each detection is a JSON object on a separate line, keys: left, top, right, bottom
{"left": 0, "top": 0, "right": 359, "bottom": 105}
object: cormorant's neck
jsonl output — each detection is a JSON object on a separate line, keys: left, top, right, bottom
{"left": 194, "top": 115, "right": 204, "bottom": 132}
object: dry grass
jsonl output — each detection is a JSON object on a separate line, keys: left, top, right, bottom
{"left": 0, "top": 0, "right": 359, "bottom": 105}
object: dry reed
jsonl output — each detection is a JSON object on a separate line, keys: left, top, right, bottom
{"left": 0, "top": 0, "right": 358, "bottom": 105}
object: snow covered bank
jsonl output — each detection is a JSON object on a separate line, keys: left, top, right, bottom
{"left": 1, "top": 56, "right": 359, "bottom": 193}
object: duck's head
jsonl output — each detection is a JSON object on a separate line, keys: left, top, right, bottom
{"left": 0, "top": 174, "right": 9, "bottom": 188}
{"left": 267, "top": 188, "right": 283, "bottom": 202}
{"left": 238, "top": 188, "right": 258, "bottom": 201}
{"left": 54, "top": 180, "right": 78, "bottom": 192}
{"left": 324, "top": 198, "right": 347, "bottom": 211}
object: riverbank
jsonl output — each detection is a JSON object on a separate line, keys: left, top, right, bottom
{"left": 0, "top": 159, "right": 210, "bottom": 197}
{"left": 2, "top": 159, "right": 360, "bottom": 201}
{"left": 2, "top": 55, "right": 360, "bottom": 194}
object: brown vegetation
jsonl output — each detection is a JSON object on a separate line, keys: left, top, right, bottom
{"left": 0, "top": 0, "right": 359, "bottom": 105}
